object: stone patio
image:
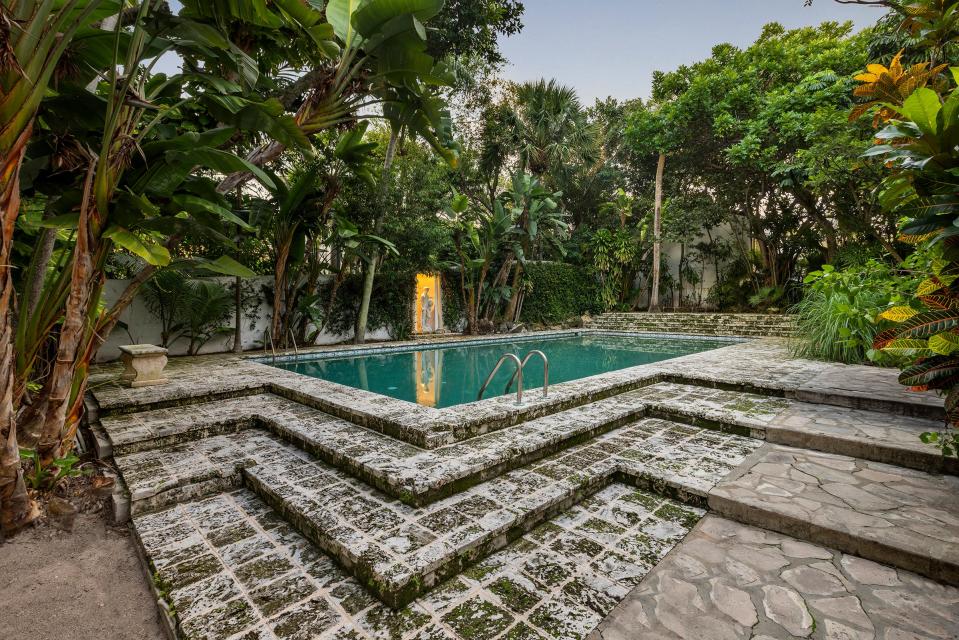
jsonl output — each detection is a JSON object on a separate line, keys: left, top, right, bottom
{"left": 85, "top": 335, "right": 959, "bottom": 639}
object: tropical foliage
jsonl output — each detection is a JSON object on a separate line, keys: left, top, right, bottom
{"left": 859, "top": 1, "right": 959, "bottom": 456}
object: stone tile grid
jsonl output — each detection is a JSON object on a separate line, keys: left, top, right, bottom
{"left": 137, "top": 484, "right": 704, "bottom": 640}
{"left": 709, "top": 444, "right": 959, "bottom": 586}
{"left": 115, "top": 417, "right": 758, "bottom": 605}
{"left": 635, "top": 382, "right": 953, "bottom": 472}
{"left": 103, "top": 390, "right": 650, "bottom": 502}
{"left": 591, "top": 514, "right": 959, "bottom": 640}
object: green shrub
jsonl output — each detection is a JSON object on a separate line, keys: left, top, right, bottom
{"left": 520, "top": 261, "right": 602, "bottom": 326}
{"left": 791, "top": 261, "right": 917, "bottom": 365}
{"left": 322, "top": 270, "right": 416, "bottom": 340}
{"left": 440, "top": 271, "right": 465, "bottom": 331}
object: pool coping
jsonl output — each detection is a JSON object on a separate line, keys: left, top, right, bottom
{"left": 244, "top": 330, "right": 747, "bottom": 448}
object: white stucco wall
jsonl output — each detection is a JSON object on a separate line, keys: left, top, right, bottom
{"left": 636, "top": 222, "right": 745, "bottom": 310}
{"left": 96, "top": 276, "right": 389, "bottom": 362}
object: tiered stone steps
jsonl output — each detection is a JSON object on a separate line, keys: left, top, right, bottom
{"left": 116, "top": 409, "right": 758, "bottom": 607}
{"left": 108, "top": 374, "right": 959, "bottom": 610}
{"left": 89, "top": 338, "right": 959, "bottom": 639}
{"left": 589, "top": 312, "right": 797, "bottom": 338}
{"left": 135, "top": 485, "right": 705, "bottom": 640}
{"left": 104, "top": 392, "right": 651, "bottom": 506}
{"left": 634, "top": 381, "right": 956, "bottom": 474}
{"left": 709, "top": 445, "right": 959, "bottom": 586}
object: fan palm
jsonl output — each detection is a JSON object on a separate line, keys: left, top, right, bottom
{"left": 513, "top": 79, "right": 600, "bottom": 182}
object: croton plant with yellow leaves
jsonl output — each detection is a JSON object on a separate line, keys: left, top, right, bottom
{"left": 859, "top": 2, "right": 959, "bottom": 456}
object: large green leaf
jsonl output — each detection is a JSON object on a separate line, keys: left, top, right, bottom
{"left": 197, "top": 255, "right": 256, "bottom": 277}
{"left": 134, "top": 146, "right": 275, "bottom": 195}
{"left": 327, "top": 0, "right": 370, "bottom": 46}
{"left": 900, "top": 88, "right": 942, "bottom": 138}
{"left": 103, "top": 227, "right": 172, "bottom": 266}
{"left": 171, "top": 195, "right": 254, "bottom": 231}
{"left": 351, "top": 0, "right": 444, "bottom": 38}
{"left": 202, "top": 96, "right": 310, "bottom": 150}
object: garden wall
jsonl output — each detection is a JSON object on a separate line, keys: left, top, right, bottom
{"left": 96, "top": 276, "right": 389, "bottom": 363}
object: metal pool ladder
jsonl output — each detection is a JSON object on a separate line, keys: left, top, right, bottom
{"left": 262, "top": 328, "right": 299, "bottom": 364}
{"left": 477, "top": 350, "right": 549, "bottom": 405}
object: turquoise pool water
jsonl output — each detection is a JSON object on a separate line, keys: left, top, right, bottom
{"left": 272, "top": 334, "right": 739, "bottom": 409}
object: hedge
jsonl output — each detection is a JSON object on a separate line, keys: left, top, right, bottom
{"left": 520, "top": 261, "right": 602, "bottom": 325}
{"left": 322, "top": 270, "right": 416, "bottom": 340}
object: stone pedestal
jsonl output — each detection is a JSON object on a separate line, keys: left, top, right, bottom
{"left": 118, "top": 344, "right": 169, "bottom": 388}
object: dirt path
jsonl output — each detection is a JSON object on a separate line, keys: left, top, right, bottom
{"left": 0, "top": 512, "right": 166, "bottom": 640}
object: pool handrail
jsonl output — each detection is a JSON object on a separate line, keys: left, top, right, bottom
{"left": 477, "top": 353, "right": 524, "bottom": 405}
{"left": 504, "top": 350, "right": 549, "bottom": 398}
{"left": 264, "top": 327, "right": 277, "bottom": 364}
{"left": 288, "top": 327, "right": 299, "bottom": 362}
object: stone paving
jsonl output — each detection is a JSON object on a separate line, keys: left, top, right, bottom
{"left": 710, "top": 445, "right": 959, "bottom": 586}
{"left": 85, "top": 334, "right": 959, "bottom": 640}
{"left": 115, "top": 415, "right": 759, "bottom": 606}
{"left": 591, "top": 515, "right": 959, "bottom": 640}
{"left": 137, "top": 485, "right": 704, "bottom": 640}
{"left": 635, "top": 382, "right": 955, "bottom": 473}
{"left": 101, "top": 391, "right": 650, "bottom": 505}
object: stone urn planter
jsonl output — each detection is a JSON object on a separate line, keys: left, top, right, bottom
{"left": 118, "top": 344, "right": 169, "bottom": 388}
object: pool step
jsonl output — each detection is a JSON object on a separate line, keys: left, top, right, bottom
{"left": 242, "top": 416, "right": 753, "bottom": 608}
{"left": 709, "top": 444, "right": 959, "bottom": 586}
{"left": 589, "top": 312, "right": 797, "bottom": 338}
{"left": 634, "top": 382, "right": 956, "bottom": 475}
{"left": 105, "top": 391, "right": 648, "bottom": 506}
{"left": 114, "top": 416, "right": 760, "bottom": 607}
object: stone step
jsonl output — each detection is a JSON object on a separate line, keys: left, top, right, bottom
{"left": 243, "top": 417, "right": 756, "bottom": 608}
{"left": 634, "top": 382, "right": 957, "bottom": 475}
{"left": 709, "top": 444, "right": 959, "bottom": 587}
{"left": 133, "top": 484, "right": 706, "bottom": 639}
{"left": 104, "top": 391, "right": 650, "bottom": 506}
{"left": 115, "top": 417, "right": 760, "bottom": 607}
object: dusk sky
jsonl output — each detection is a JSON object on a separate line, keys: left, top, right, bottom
{"left": 496, "top": 0, "right": 882, "bottom": 103}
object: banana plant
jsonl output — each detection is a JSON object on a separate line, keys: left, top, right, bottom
{"left": 14, "top": 2, "right": 286, "bottom": 479}
{"left": 0, "top": 0, "right": 122, "bottom": 535}
{"left": 218, "top": 0, "right": 456, "bottom": 193}
{"left": 247, "top": 123, "right": 379, "bottom": 344}
{"left": 448, "top": 192, "right": 515, "bottom": 334}
{"left": 499, "top": 172, "right": 566, "bottom": 324}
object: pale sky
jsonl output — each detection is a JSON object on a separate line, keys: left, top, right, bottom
{"left": 496, "top": 0, "right": 881, "bottom": 103}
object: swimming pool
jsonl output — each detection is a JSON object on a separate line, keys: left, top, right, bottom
{"left": 270, "top": 333, "right": 740, "bottom": 409}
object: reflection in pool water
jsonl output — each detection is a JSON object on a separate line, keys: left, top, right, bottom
{"left": 273, "top": 334, "right": 740, "bottom": 409}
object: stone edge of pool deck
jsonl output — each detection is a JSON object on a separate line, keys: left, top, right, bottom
{"left": 87, "top": 335, "right": 946, "bottom": 451}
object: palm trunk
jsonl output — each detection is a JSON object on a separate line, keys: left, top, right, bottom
{"left": 503, "top": 262, "right": 524, "bottom": 324}
{"left": 233, "top": 276, "right": 244, "bottom": 353}
{"left": 649, "top": 153, "right": 666, "bottom": 313}
{"left": 354, "top": 128, "right": 399, "bottom": 344}
{"left": 272, "top": 240, "right": 293, "bottom": 344}
{"left": 32, "top": 172, "right": 100, "bottom": 466}
{"left": 0, "top": 130, "right": 38, "bottom": 535}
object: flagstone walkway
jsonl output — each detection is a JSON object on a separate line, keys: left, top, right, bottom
{"left": 592, "top": 515, "right": 959, "bottom": 640}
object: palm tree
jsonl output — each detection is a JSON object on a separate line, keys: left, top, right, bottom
{"left": 649, "top": 153, "right": 666, "bottom": 312}
{"left": 512, "top": 79, "right": 600, "bottom": 183}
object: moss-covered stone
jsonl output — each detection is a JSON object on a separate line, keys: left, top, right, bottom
{"left": 489, "top": 576, "right": 542, "bottom": 613}
{"left": 442, "top": 599, "right": 514, "bottom": 640}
